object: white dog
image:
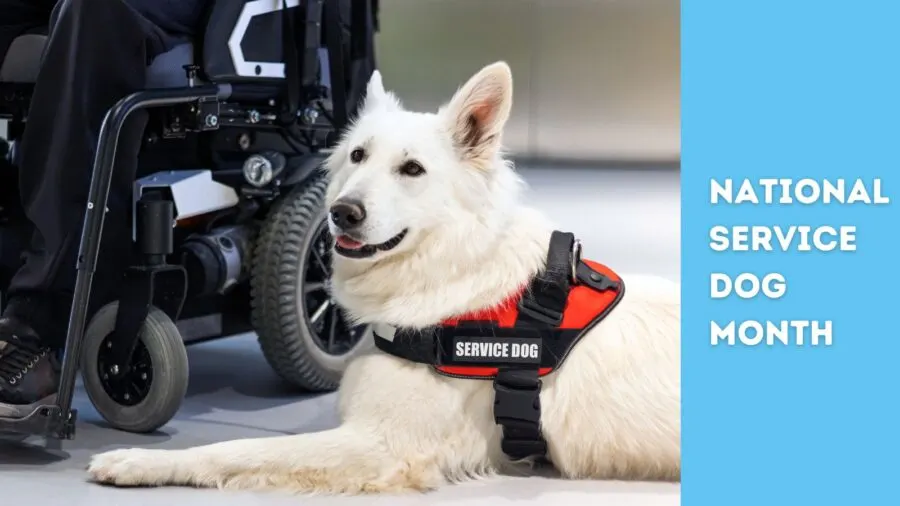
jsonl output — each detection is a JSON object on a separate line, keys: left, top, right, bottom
{"left": 87, "top": 62, "right": 680, "bottom": 493}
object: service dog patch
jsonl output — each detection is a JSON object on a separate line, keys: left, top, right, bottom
{"left": 451, "top": 336, "right": 542, "bottom": 364}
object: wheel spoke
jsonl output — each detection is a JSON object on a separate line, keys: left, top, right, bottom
{"left": 126, "top": 380, "right": 141, "bottom": 403}
{"left": 300, "top": 223, "right": 369, "bottom": 355}
{"left": 303, "top": 281, "right": 327, "bottom": 294}
{"left": 311, "top": 237, "right": 331, "bottom": 275}
{"left": 310, "top": 299, "right": 332, "bottom": 324}
{"left": 327, "top": 307, "right": 339, "bottom": 353}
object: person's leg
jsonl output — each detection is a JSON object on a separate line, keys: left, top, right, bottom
{"left": 0, "top": 0, "right": 54, "bottom": 294}
{"left": 0, "top": 0, "right": 202, "bottom": 413}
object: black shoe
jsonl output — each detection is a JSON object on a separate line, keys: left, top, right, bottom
{"left": 0, "top": 316, "right": 60, "bottom": 418}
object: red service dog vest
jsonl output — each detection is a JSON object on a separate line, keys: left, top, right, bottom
{"left": 373, "top": 231, "right": 625, "bottom": 461}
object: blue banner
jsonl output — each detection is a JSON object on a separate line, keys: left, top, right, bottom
{"left": 682, "top": 1, "right": 900, "bottom": 504}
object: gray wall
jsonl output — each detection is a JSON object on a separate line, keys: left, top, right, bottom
{"left": 375, "top": 0, "right": 680, "bottom": 163}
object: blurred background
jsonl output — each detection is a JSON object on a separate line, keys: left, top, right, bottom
{"left": 376, "top": 0, "right": 680, "bottom": 163}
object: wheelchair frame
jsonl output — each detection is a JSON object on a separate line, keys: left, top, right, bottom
{"left": 0, "top": 0, "right": 364, "bottom": 442}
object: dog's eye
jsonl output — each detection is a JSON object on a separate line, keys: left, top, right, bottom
{"left": 350, "top": 148, "right": 365, "bottom": 163}
{"left": 399, "top": 160, "right": 426, "bottom": 177}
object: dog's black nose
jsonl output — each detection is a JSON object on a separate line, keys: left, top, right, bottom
{"left": 330, "top": 199, "right": 367, "bottom": 230}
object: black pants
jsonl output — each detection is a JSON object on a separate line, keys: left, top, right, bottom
{"left": 0, "top": 0, "right": 205, "bottom": 347}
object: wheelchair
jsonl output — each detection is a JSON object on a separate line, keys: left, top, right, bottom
{"left": 0, "top": 0, "right": 377, "bottom": 441}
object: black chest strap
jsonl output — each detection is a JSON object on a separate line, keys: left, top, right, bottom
{"left": 497, "top": 231, "right": 575, "bottom": 460}
{"left": 493, "top": 368, "right": 545, "bottom": 460}
{"left": 374, "top": 231, "right": 610, "bottom": 462}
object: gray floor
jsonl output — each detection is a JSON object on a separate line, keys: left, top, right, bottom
{"left": 0, "top": 165, "right": 680, "bottom": 505}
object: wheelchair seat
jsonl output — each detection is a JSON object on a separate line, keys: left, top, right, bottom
{"left": 0, "top": 34, "right": 45, "bottom": 84}
{"left": 0, "top": 34, "right": 193, "bottom": 88}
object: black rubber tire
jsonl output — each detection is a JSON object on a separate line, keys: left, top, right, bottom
{"left": 251, "top": 172, "right": 372, "bottom": 392}
{"left": 80, "top": 302, "right": 189, "bottom": 433}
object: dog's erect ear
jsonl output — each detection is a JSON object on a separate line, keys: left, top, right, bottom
{"left": 360, "top": 70, "right": 403, "bottom": 113}
{"left": 443, "top": 62, "right": 513, "bottom": 165}
{"left": 361, "top": 70, "right": 391, "bottom": 111}
{"left": 367, "top": 70, "right": 386, "bottom": 100}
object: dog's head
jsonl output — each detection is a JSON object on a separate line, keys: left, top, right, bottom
{"left": 324, "top": 62, "right": 518, "bottom": 263}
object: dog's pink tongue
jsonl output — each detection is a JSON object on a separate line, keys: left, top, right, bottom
{"left": 336, "top": 235, "right": 364, "bottom": 249}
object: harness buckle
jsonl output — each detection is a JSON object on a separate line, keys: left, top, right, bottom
{"left": 493, "top": 381, "right": 542, "bottom": 426}
{"left": 493, "top": 369, "right": 542, "bottom": 425}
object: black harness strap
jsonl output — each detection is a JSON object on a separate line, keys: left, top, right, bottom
{"left": 516, "top": 232, "right": 575, "bottom": 327}
{"left": 497, "top": 231, "right": 574, "bottom": 460}
{"left": 494, "top": 368, "right": 545, "bottom": 460}
{"left": 372, "top": 326, "right": 437, "bottom": 365}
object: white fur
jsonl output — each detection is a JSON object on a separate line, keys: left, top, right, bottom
{"left": 88, "top": 62, "right": 681, "bottom": 493}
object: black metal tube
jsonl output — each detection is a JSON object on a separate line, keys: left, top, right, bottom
{"left": 323, "top": 0, "right": 348, "bottom": 132}
{"left": 55, "top": 84, "right": 231, "bottom": 418}
{"left": 137, "top": 195, "right": 175, "bottom": 265}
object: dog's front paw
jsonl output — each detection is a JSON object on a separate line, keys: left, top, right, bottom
{"left": 88, "top": 448, "right": 176, "bottom": 487}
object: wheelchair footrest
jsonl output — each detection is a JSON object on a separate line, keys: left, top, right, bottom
{"left": 0, "top": 404, "right": 76, "bottom": 440}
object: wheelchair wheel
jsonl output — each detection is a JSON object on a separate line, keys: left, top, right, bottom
{"left": 80, "top": 302, "right": 189, "bottom": 433}
{"left": 251, "top": 173, "right": 372, "bottom": 392}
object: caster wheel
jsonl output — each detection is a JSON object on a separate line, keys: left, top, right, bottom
{"left": 251, "top": 172, "right": 372, "bottom": 392}
{"left": 80, "top": 302, "right": 189, "bottom": 433}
